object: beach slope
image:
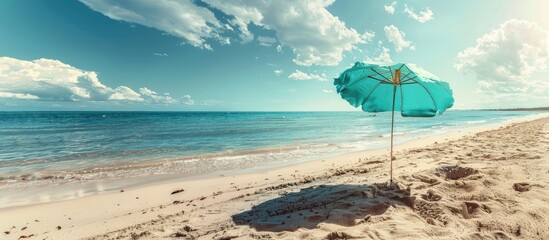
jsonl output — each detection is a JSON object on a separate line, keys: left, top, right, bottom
{"left": 2, "top": 117, "right": 549, "bottom": 239}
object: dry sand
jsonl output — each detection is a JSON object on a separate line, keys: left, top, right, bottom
{"left": 1, "top": 116, "right": 549, "bottom": 240}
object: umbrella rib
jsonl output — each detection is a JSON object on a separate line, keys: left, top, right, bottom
{"left": 360, "top": 81, "right": 383, "bottom": 107}
{"left": 340, "top": 75, "right": 388, "bottom": 92}
{"left": 355, "top": 75, "right": 391, "bottom": 84}
{"left": 400, "top": 76, "right": 417, "bottom": 83}
{"left": 399, "top": 71, "right": 414, "bottom": 82}
{"left": 369, "top": 76, "right": 393, "bottom": 84}
{"left": 408, "top": 78, "right": 438, "bottom": 110}
{"left": 389, "top": 66, "right": 394, "bottom": 83}
{"left": 339, "top": 66, "right": 390, "bottom": 76}
{"left": 371, "top": 69, "right": 392, "bottom": 83}
{"left": 343, "top": 72, "right": 392, "bottom": 84}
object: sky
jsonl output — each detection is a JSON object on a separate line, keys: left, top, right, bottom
{"left": 0, "top": 0, "right": 548, "bottom": 111}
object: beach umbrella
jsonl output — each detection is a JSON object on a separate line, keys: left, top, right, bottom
{"left": 334, "top": 62, "right": 454, "bottom": 183}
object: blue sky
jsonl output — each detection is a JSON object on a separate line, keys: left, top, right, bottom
{"left": 0, "top": 0, "right": 548, "bottom": 111}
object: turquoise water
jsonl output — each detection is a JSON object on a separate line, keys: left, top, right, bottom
{"left": 0, "top": 110, "right": 543, "bottom": 187}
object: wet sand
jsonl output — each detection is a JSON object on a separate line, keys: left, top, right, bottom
{"left": 1, "top": 116, "right": 549, "bottom": 239}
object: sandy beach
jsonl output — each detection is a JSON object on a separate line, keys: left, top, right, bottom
{"left": 1, "top": 116, "right": 548, "bottom": 240}
{"left": 3, "top": 1, "right": 549, "bottom": 239}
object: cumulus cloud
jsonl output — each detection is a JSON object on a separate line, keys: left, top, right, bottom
{"left": 108, "top": 86, "right": 142, "bottom": 101}
{"left": 366, "top": 47, "right": 392, "bottom": 64}
{"left": 80, "top": 0, "right": 231, "bottom": 49}
{"left": 403, "top": 5, "right": 434, "bottom": 23}
{"left": 229, "top": 17, "right": 254, "bottom": 43}
{"left": 322, "top": 89, "right": 333, "bottom": 93}
{"left": 181, "top": 94, "right": 194, "bottom": 105}
{"left": 274, "top": 69, "right": 283, "bottom": 76}
{"left": 384, "top": 25, "right": 414, "bottom": 52}
{"left": 455, "top": 19, "right": 549, "bottom": 95}
{"left": 257, "top": 36, "right": 277, "bottom": 47}
{"left": 361, "top": 30, "right": 375, "bottom": 42}
{"left": 276, "top": 45, "right": 283, "bottom": 53}
{"left": 384, "top": 1, "right": 397, "bottom": 14}
{"left": 0, "top": 92, "right": 39, "bottom": 100}
{"left": 139, "top": 87, "right": 177, "bottom": 103}
{"left": 288, "top": 70, "right": 328, "bottom": 81}
{"left": 204, "top": 0, "right": 368, "bottom": 66}
{"left": 0, "top": 57, "right": 179, "bottom": 104}
{"left": 80, "top": 0, "right": 368, "bottom": 66}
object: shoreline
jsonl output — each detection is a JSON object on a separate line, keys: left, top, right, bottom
{"left": 0, "top": 114, "right": 548, "bottom": 239}
{"left": 1, "top": 112, "right": 548, "bottom": 210}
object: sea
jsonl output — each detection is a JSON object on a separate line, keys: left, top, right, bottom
{"left": 0, "top": 110, "right": 545, "bottom": 196}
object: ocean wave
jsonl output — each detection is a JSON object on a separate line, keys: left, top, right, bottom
{"left": 381, "top": 131, "right": 405, "bottom": 138}
{"left": 465, "top": 120, "right": 487, "bottom": 124}
{"left": 0, "top": 143, "right": 346, "bottom": 188}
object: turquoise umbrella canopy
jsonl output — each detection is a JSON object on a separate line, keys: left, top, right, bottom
{"left": 335, "top": 62, "right": 454, "bottom": 116}
{"left": 334, "top": 62, "right": 454, "bottom": 182}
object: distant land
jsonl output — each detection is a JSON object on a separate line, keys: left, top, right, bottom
{"left": 484, "top": 107, "right": 549, "bottom": 111}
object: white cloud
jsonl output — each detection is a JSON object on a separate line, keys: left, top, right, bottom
{"left": 139, "top": 87, "right": 177, "bottom": 103}
{"left": 0, "top": 57, "right": 179, "bottom": 104}
{"left": 384, "top": 1, "right": 397, "bottom": 15}
{"left": 79, "top": 0, "right": 226, "bottom": 49}
{"left": 108, "top": 86, "right": 142, "bottom": 101}
{"left": 384, "top": 25, "right": 414, "bottom": 52}
{"left": 204, "top": 0, "right": 367, "bottom": 66}
{"left": 202, "top": 43, "right": 213, "bottom": 51}
{"left": 0, "top": 92, "right": 39, "bottom": 100}
{"left": 366, "top": 47, "right": 392, "bottom": 64}
{"left": 81, "top": 0, "right": 368, "bottom": 66}
{"left": 181, "top": 94, "right": 195, "bottom": 105}
{"left": 153, "top": 52, "right": 168, "bottom": 57}
{"left": 274, "top": 69, "right": 283, "bottom": 76}
{"left": 288, "top": 70, "right": 328, "bottom": 81}
{"left": 361, "top": 30, "right": 375, "bottom": 42}
{"left": 403, "top": 5, "right": 434, "bottom": 23}
{"left": 276, "top": 45, "right": 283, "bottom": 53}
{"left": 322, "top": 89, "right": 333, "bottom": 93}
{"left": 257, "top": 36, "right": 277, "bottom": 47}
{"left": 220, "top": 38, "right": 231, "bottom": 45}
{"left": 455, "top": 19, "right": 549, "bottom": 95}
{"left": 229, "top": 17, "right": 254, "bottom": 43}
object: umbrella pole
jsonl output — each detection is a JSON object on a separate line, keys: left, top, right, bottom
{"left": 390, "top": 85, "right": 396, "bottom": 184}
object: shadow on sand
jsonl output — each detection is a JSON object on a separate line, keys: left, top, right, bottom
{"left": 232, "top": 183, "right": 415, "bottom": 232}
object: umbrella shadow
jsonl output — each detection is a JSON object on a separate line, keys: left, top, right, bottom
{"left": 232, "top": 183, "right": 415, "bottom": 232}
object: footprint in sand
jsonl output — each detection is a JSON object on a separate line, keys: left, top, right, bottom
{"left": 421, "top": 189, "right": 442, "bottom": 202}
{"left": 513, "top": 183, "right": 530, "bottom": 192}
{"left": 437, "top": 166, "right": 478, "bottom": 180}
{"left": 458, "top": 201, "right": 493, "bottom": 220}
{"left": 414, "top": 200, "right": 447, "bottom": 226}
{"left": 462, "top": 202, "right": 480, "bottom": 217}
{"left": 326, "top": 231, "right": 355, "bottom": 240}
{"left": 412, "top": 174, "right": 440, "bottom": 185}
